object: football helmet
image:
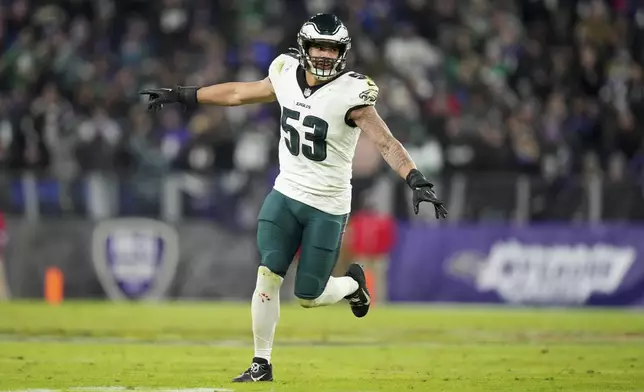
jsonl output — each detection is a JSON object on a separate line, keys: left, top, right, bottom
{"left": 296, "top": 13, "right": 351, "bottom": 80}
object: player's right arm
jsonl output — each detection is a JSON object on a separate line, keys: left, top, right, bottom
{"left": 140, "top": 54, "right": 291, "bottom": 110}
{"left": 140, "top": 78, "right": 275, "bottom": 111}
{"left": 197, "top": 78, "right": 276, "bottom": 106}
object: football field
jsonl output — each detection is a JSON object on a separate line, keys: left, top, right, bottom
{"left": 1, "top": 301, "right": 643, "bottom": 391}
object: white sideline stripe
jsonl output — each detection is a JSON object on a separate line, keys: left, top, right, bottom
{"left": 4, "top": 388, "right": 233, "bottom": 392}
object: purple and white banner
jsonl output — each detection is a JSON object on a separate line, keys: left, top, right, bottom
{"left": 388, "top": 224, "right": 644, "bottom": 306}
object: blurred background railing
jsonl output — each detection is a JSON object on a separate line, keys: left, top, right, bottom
{"left": 2, "top": 170, "right": 644, "bottom": 225}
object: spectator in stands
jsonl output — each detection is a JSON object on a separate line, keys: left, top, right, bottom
{"left": 1, "top": 0, "right": 644, "bottom": 221}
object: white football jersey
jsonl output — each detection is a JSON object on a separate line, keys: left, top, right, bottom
{"left": 267, "top": 54, "right": 379, "bottom": 215}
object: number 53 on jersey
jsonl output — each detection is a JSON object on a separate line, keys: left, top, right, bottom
{"left": 281, "top": 107, "right": 329, "bottom": 162}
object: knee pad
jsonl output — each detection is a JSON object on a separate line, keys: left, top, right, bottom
{"left": 258, "top": 265, "right": 279, "bottom": 278}
{"left": 294, "top": 273, "right": 325, "bottom": 301}
{"left": 260, "top": 250, "right": 289, "bottom": 277}
{"left": 255, "top": 266, "right": 284, "bottom": 293}
{"left": 295, "top": 276, "right": 323, "bottom": 308}
{"left": 298, "top": 297, "right": 318, "bottom": 308}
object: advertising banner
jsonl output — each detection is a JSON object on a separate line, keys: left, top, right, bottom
{"left": 388, "top": 224, "right": 644, "bottom": 306}
{"left": 2, "top": 218, "right": 296, "bottom": 301}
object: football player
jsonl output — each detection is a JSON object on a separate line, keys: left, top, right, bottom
{"left": 141, "top": 13, "right": 448, "bottom": 383}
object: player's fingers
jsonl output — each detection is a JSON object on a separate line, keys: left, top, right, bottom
{"left": 413, "top": 201, "right": 419, "bottom": 215}
{"left": 432, "top": 196, "right": 445, "bottom": 205}
{"left": 425, "top": 194, "right": 441, "bottom": 205}
{"left": 423, "top": 189, "right": 441, "bottom": 202}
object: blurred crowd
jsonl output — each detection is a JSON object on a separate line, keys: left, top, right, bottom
{"left": 1, "top": 0, "right": 644, "bottom": 186}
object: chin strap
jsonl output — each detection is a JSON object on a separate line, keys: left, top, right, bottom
{"left": 288, "top": 47, "right": 302, "bottom": 59}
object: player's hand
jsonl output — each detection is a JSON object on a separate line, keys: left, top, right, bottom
{"left": 413, "top": 185, "right": 448, "bottom": 218}
{"left": 406, "top": 169, "right": 448, "bottom": 219}
{"left": 139, "top": 88, "right": 180, "bottom": 112}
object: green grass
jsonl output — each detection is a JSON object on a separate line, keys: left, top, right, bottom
{"left": 0, "top": 301, "right": 643, "bottom": 391}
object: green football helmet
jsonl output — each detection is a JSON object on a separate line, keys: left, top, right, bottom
{"left": 296, "top": 13, "right": 352, "bottom": 80}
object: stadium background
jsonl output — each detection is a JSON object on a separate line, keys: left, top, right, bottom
{"left": 1, "top": 0, "right": 644, "bottom": 305}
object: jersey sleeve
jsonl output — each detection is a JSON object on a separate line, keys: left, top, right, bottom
{"left": 267, "top": 54, "right": 297, "bottom": 84}
{"left": 344, "top": 72, "right": 380, "bottom": 127}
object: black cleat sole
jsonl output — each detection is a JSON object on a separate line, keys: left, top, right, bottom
{"left": 345, "top": 263, "right": 371, "bottom": 318}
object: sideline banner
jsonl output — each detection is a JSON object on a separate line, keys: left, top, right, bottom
{"left": 388, "top": 224, "right": 644, "bottom": 306}
{"left": 3, "top": 218, "right": 268, "bottom": 300}
{"left": 92, "top": 218, "right": 180, "bottom": 300}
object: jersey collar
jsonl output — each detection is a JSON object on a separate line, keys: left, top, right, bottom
{"left": 296, "top": 66, "right": 347, "bottom": 99}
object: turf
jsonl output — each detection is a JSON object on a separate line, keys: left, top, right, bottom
{"left": 0, "top": 301, "right": 643, "bottom": 391}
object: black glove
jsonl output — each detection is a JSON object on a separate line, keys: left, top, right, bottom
{"left": 139, "top": 86, "right": 199, "bottom": 112}
{"left": 406, "top": 169, "right": 448, "bottom": 219}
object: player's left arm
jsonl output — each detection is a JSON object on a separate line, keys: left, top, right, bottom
{"left": 350, "top": 106, "right": 448, "bottom": 218}
{"left": 350, "top": 105, "right": 415, "bottom": 180}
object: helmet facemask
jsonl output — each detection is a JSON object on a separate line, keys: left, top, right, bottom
{"left": 297, "top": 37, "right": 351, "bottom": 80}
